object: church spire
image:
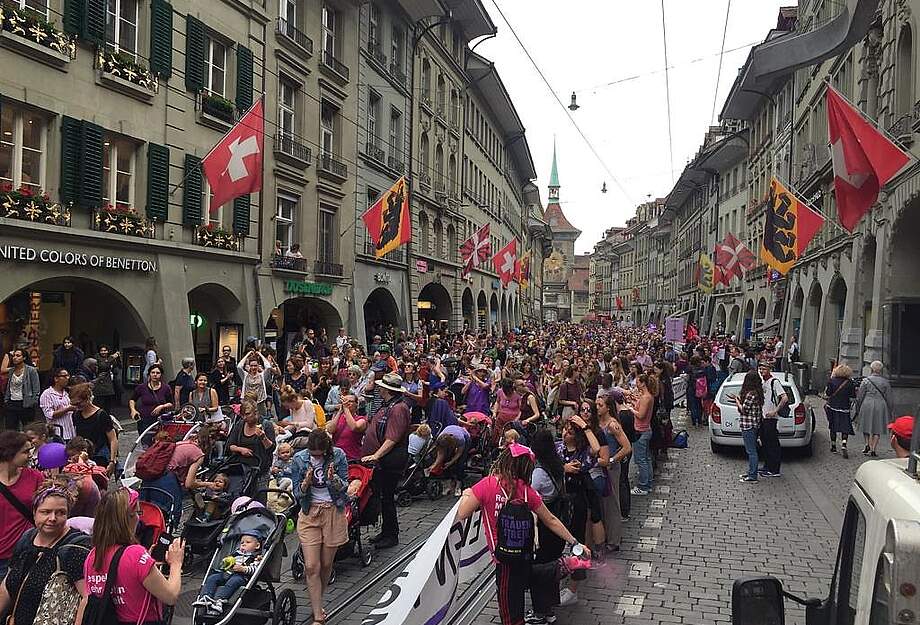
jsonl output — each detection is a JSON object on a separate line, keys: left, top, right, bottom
{"left": 548, "top": 140, "right": 560, "bottom": 202}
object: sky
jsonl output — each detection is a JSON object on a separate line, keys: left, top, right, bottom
{"left": 474, "top": 0, "right": 792, "bottom": 253}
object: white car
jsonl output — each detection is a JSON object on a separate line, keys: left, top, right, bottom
{"left": 708, "top": 372, "right": 815, "bottom": 456}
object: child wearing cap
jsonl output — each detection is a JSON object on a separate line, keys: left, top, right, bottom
{"left": 889, "top": 415, "right": 915, "bottom": 458}
{"left": 194, "top": 530, "right": 265, "bottom": 614}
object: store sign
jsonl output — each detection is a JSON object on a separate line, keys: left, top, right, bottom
{"left": 20, "top": 292, "right": 41, "bottom": 368}
{"left": 416, "top": 260, "right": 428, "bottom": 273}
{"left": 0, "top": 244, "right": 157, "bottom": 272}
{"left": 284, "top": 280, "right": 333, "bottom": 296}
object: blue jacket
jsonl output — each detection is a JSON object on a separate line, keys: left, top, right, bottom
{"left": 291, "top": 446, "right": 350, "bottom": 512}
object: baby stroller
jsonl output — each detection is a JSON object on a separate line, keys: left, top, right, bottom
{"left": 120, "top": 405, "right": 205, "bottom": 488}
{"left": 191, "top": 494, "right": 298, "bottom": 625}
{"left": 461, "top": 412, "right": 495, "bottom": 476}
{"left": 136, "top": 486, "right": 179, "bottom": 624}
{"left": 396, "top": 438, "right": 443, "bottom": 506}
{"left": 182, "top": 460, "right": 260, "bottom": 570}
{"left": 290, "top": 463, "right": 377, "bottom": 582}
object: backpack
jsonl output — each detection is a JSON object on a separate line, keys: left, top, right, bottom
{"left": 135, "top": 440, "right": 176, "bottom": 481}
{"left": 694, "top": 376, "right": 708, "bottom": 399}
{"left": 672, "top": 430, "right": 689, "bottom": 449}
{"left": 491, "top": 483, "right": 535, "bottom": 564}
{"left": 544, "top": 468, "right": 574, "bottom": 529}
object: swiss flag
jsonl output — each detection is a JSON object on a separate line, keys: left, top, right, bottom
{"left": 826, "top": 86, "right": 910, "bottom": 231}
{"left": 201, "top": 99, "right": 265, "bottom": 212}
{"left": 492, "top": 239, "right": 517, "bottom": 287}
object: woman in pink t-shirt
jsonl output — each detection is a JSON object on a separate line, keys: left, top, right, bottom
{"left": 491, "top": 378, "right": 523, "bottom": 441}
{"left": 81, "top": 488, "right": 185, "bottom": 623}
{"left": 456, "top": 444, "right": 588, "bottom": 625}
{"left": 326, "top": 395, "right": 366, "bottom": 461}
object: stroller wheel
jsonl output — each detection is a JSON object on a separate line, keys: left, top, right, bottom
{"left": 426, "top": 480, "right": 443, "bottom": 500}
{"left": 291, "top": 548, "right": 304, "bottom": 581}
{"left": 396, "top": 490, "right": 413, "bottom": 508}
{"left": 273, "top": 588, "right": 297, "bottom": 625}
{"left": 361, "top": 547, "right": 373, "bottom": 567}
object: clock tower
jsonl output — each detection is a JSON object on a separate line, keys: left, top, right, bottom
{"left": 541, "top": 144, "right": 582, "bottom": 322}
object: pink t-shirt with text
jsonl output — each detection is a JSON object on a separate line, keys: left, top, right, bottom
{"left": 470, "top": 476, "right": 543, "bottom": 554}
{"left": 85, "top": 544, "right": 162, "bottom": 623}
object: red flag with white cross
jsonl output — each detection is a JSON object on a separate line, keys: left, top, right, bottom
{"left": 201, "top": 99, "right": 265, "bottom": 212}
{"left": 826, "top": 86, "right": 910, "bottom": 231}
{"left": 492, "top": 238, "right": 517, "bottom": 288}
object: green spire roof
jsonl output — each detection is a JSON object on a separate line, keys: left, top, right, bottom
{"left": 549, "top": 140, "right": 559, "bottom": 189}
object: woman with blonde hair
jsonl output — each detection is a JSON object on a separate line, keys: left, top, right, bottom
{"left": 824, "top": 364, "right": 856, "bottom": 457}
{"left": 81, "top": 488, "right": 185, "bottom": 623}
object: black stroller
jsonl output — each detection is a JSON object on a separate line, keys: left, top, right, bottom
{"left": 396, "top": 438, "right": 443, "bottom": 506}
{"left": 182, "top": 460, "right": 259, "bottom": 570}
{"left": 191, "top": 492, "right": 298, "bottom": 625}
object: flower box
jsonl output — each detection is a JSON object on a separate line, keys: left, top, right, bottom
{"left": 0, "top": 5, "right": 75, "bottom": 69}
{"left": 200, "top": 93, "right": 236, "bottom": 128}
{"left": 195, "top": 225, "right": 241, "bottom": 251}
{"left": 1, "top": 186, "right": 70, "bottom": 225}
{"left": 96, "top": 50, "right": 157, "bottom": 101}
{"left": 93, "top": 207, "right": 155, "bottom": 238}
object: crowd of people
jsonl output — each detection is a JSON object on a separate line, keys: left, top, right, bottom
{"left": 0, "top": 320, "right": 914, "bottom": 625}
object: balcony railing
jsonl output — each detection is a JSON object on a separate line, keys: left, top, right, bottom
{"left": 389, "top": 62, "right": 407, "bottom": 87}
{"left": 318, "top": 152, "right": 348, "bottom": 179}
{"left": 420, "top": 93, "right": 432, "bottom": 110}
{"left": 0, "top": 4, "right": 76, "bottom": 64}
{"left": 418, "top": 172, "right": 431, "bottom": 188}
{"left": 365, "top": 140, "right": 385, "bottom": 163}
{"left": 2, "top": 187, "right": 70, "bottom": 226}
{"left": 93, "top": 208, "right": 154, "bottom": 238}
{"left": 366, "top": 39, "right": 386, "bottom": 67}
{"left": 276, "top": 18, "right": 313, "bottom": 56}
{"left": 387, "top": 154, "right": 405, "bottom": 172}
{"left": 321, "top": 49, "right": 349, "bottom": 80}
{"left": 314, "top": 260, "right": 344, "bottom": 278}
{"left": 270, "top": 254, "right": 307, "bottom": 271}
{"left": 194, "top": 225, "right": 241, "bottom": 250}
{"left": 888, "top": 113, "right": 915, "bottom": 145}
{"left": 274, "top": 133, "right": 312, "bottom": 165}
{"left": 364, "top": 238, "right": 406, "bottom": 262}
{"left": 434, "top": 179, "right": 446, "bottom": 194}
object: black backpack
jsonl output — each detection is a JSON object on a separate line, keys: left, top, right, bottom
{"left": 81, "top": 546, "right": 127, "bottom": 625}
{"left": 492, "top": 484, "right": 535, "bottom": 564}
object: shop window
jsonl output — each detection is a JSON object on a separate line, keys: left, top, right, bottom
{"left": 276, "top": 194, "right": 298, "bottom": 252}
{"left": 205, "top": 37, "right": 227, "bottom": 97}
{"left": 318, "top": 205, "right": 336, "bottom": 263}
{"left": 105, "top": 0, "right": 138, "bottom": 56}
{"left": 102, "top": 137, "right": 135, "bottom": 211}
{"left": 0, "top": 105, "right": 45, "bottom": 193}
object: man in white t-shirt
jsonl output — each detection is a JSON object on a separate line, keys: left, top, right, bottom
{"left": 758, "top": 361, "right": 788, "bottom": 478}
{"left": 773, "top": 337, "right": 784, "bottom": 372}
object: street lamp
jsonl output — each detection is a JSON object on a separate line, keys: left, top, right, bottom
{"left": 568, "top": 92, "right": 579, "bottom": 111}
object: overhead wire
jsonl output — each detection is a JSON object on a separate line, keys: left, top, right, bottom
{"left": 487, "top": 0, "right": 635, "bottom": 206}
{"left": 710, "top": 0, "right": 732, "bottom": 125}
{"left": 660, "top": 0, "right": 675, "bottom": 186}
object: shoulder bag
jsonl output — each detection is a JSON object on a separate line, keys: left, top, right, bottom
{"left": 33, "top": 532, "right": 91, "bottom": 625}
{"left": 864, "top": 377, "right": 893, "bottom": 419}
{"left": 81, "top": 546, "right": 128, "bottom": 625}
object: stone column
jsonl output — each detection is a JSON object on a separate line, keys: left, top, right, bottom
{"left": 839, "top": 242, "right": 865, "bottom": 369}
{"left": 862, "top": 222, "right": 888, "bottom": 373}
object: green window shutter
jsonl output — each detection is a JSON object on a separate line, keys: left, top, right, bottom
{"left": 182, "top": 154, "right": 202, "bottom": 225}
{"left": 146, "top": 143, "right": 170, "bottom": 221}
{"left": 185, "top": 16, "right": 206, "bottom": 93}
{"left": 60, "top": 116, "right": 83, "bottom": 205}
{"left": 63, "top": 0, "right": 83, "bottom": 36}
{"left": 236, "top": 45, "right": 253, "bottom": 111}
{"left": 232, "top": 195, "right": 250, "bottom": 236}
{"left": 149, "top": 0, "right": 174, "bottom": 79}
{"left": 79, "top": 121, "right": 104, "bottom": 210}
{"left": 83, "top": 0, "right": 105, "bottom": 45}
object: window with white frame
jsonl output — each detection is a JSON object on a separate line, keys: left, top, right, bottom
{"left": 0, "top": 105, "right": 45, "bottom": 193}
{"left": 322, "top": 3, "right": 337, "bottom": 58}
{"left": 102, "top": 137, "right": 135, "bottom": 211}
{"left": 367, "top": 91, "right": 380, "bottom": 146}
{"left": 205, "top": 38, "right": 227, "bottom": 97}
{"left": 279, "top": 78, "right": 297, "bottom": 139}
{"left": 105, "top": 0, "right": 138, "bottom": 56}
{"left": 280, "top": 0, "right": 296, "bottom": 23}
{"left": 13, "top": 0, "right": 47, "bottom": 17}
{"left": 318, "top": 205, "right": 336, "bottom": 262}
{"left": 390, "top": 26, "right": 404, "bottom": 71}
{"left": 368, "top": 4, "right": 380, "bottom": 47}
{"left": 202, "top": 177, "right": 221, "bottom": 227}
{"left": 389, "top": 109, "right": 401, "bottom": 161}
{"left": 276, "top": 194, "right": 297, "bottom": 252}
{"left": 321, "top": 101, "right": 336, "bottom": 156}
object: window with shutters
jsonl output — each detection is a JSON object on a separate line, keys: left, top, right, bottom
{"left": 205, "top": 38, "right": 227, "bottom": 97}
{"left": 0, "top": 106, "right": 46, "bottom": 193}
{"left": 318, "top": 205, "right": 336, "bottom": 263}
{"left": 102, "top": 137, "right": 135, "bottom": 211}
{"left": 277, "top": 193, "right": 297, "bottom": 251}
{"left": 105, "top": 0, "right": 137, "bottom": 56}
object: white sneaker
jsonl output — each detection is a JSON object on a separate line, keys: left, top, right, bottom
{"left": 630, "top": 487, "right": 649, "bottom": 496}
{"left": 558, "top": 588, "right": 578, "bottom": 606}
{"left": 192, "top": 595, "right": 212, "bottom": 608}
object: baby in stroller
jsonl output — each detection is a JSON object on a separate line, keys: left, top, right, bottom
{"left": 194, "top": 528, "right": 266, "bottom": 615}
{"left": 270, "top": 443, "right": 294, "bottom": 491}
{"left": 192, "top": 472, "right": 234, "bottom": 521}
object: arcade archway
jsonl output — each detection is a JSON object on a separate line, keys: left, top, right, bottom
{"left": 418, "top": 282, "right": 452, "bottom": 332}
{"left": 188, "top": 282, "right": 243, "bottom": 371}
{"left": 461, "top": 288, "right": 475, "bottom": 332}
{"left": 364, "top": 287, "right": 401, "bottom": 348}
{"left": 477, "top": 291, "right": 488, "bottom": 332}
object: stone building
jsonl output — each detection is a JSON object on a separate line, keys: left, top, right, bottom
{"left": 541, "top": 146, "right": 583, "bottom": 322}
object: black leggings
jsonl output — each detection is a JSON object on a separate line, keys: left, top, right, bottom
{"left": 495, "top": 560, "right": 530, "bottom": 625}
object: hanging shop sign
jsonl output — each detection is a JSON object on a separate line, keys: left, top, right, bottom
{"left": 284, "top": 280, "right": 333, "bottom": 296}
{"left": 0, "top": 243, "right": 157, "bottom": 272}
{"left": 416, "top": 260, "right": 428, "bottom": 273}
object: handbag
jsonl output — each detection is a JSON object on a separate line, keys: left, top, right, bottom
{"left": 33, "top": 540, "right": 90, "bottom": 625}
{"left": 81, "top": 546, "right": 128, "bottom": 625}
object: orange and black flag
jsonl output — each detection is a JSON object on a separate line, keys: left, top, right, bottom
{"left": 362, "top": 176, "right": 411, "bottom": 257}
{"left": 761, "top": 177, "right": 825, "bottom": 275}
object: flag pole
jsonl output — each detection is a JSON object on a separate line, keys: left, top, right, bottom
{"left": 169, "top": 96, "right": 265, "bottom": 197}
{"left": 824, "top": 80, "right": 920, "bottom": 162}
{"left": 774, "top": 174, "right": 850, "bottom": 236}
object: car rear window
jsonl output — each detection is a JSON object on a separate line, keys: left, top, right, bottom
{"left": 717, "top": 384, "right": 741, "bottom": 403}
